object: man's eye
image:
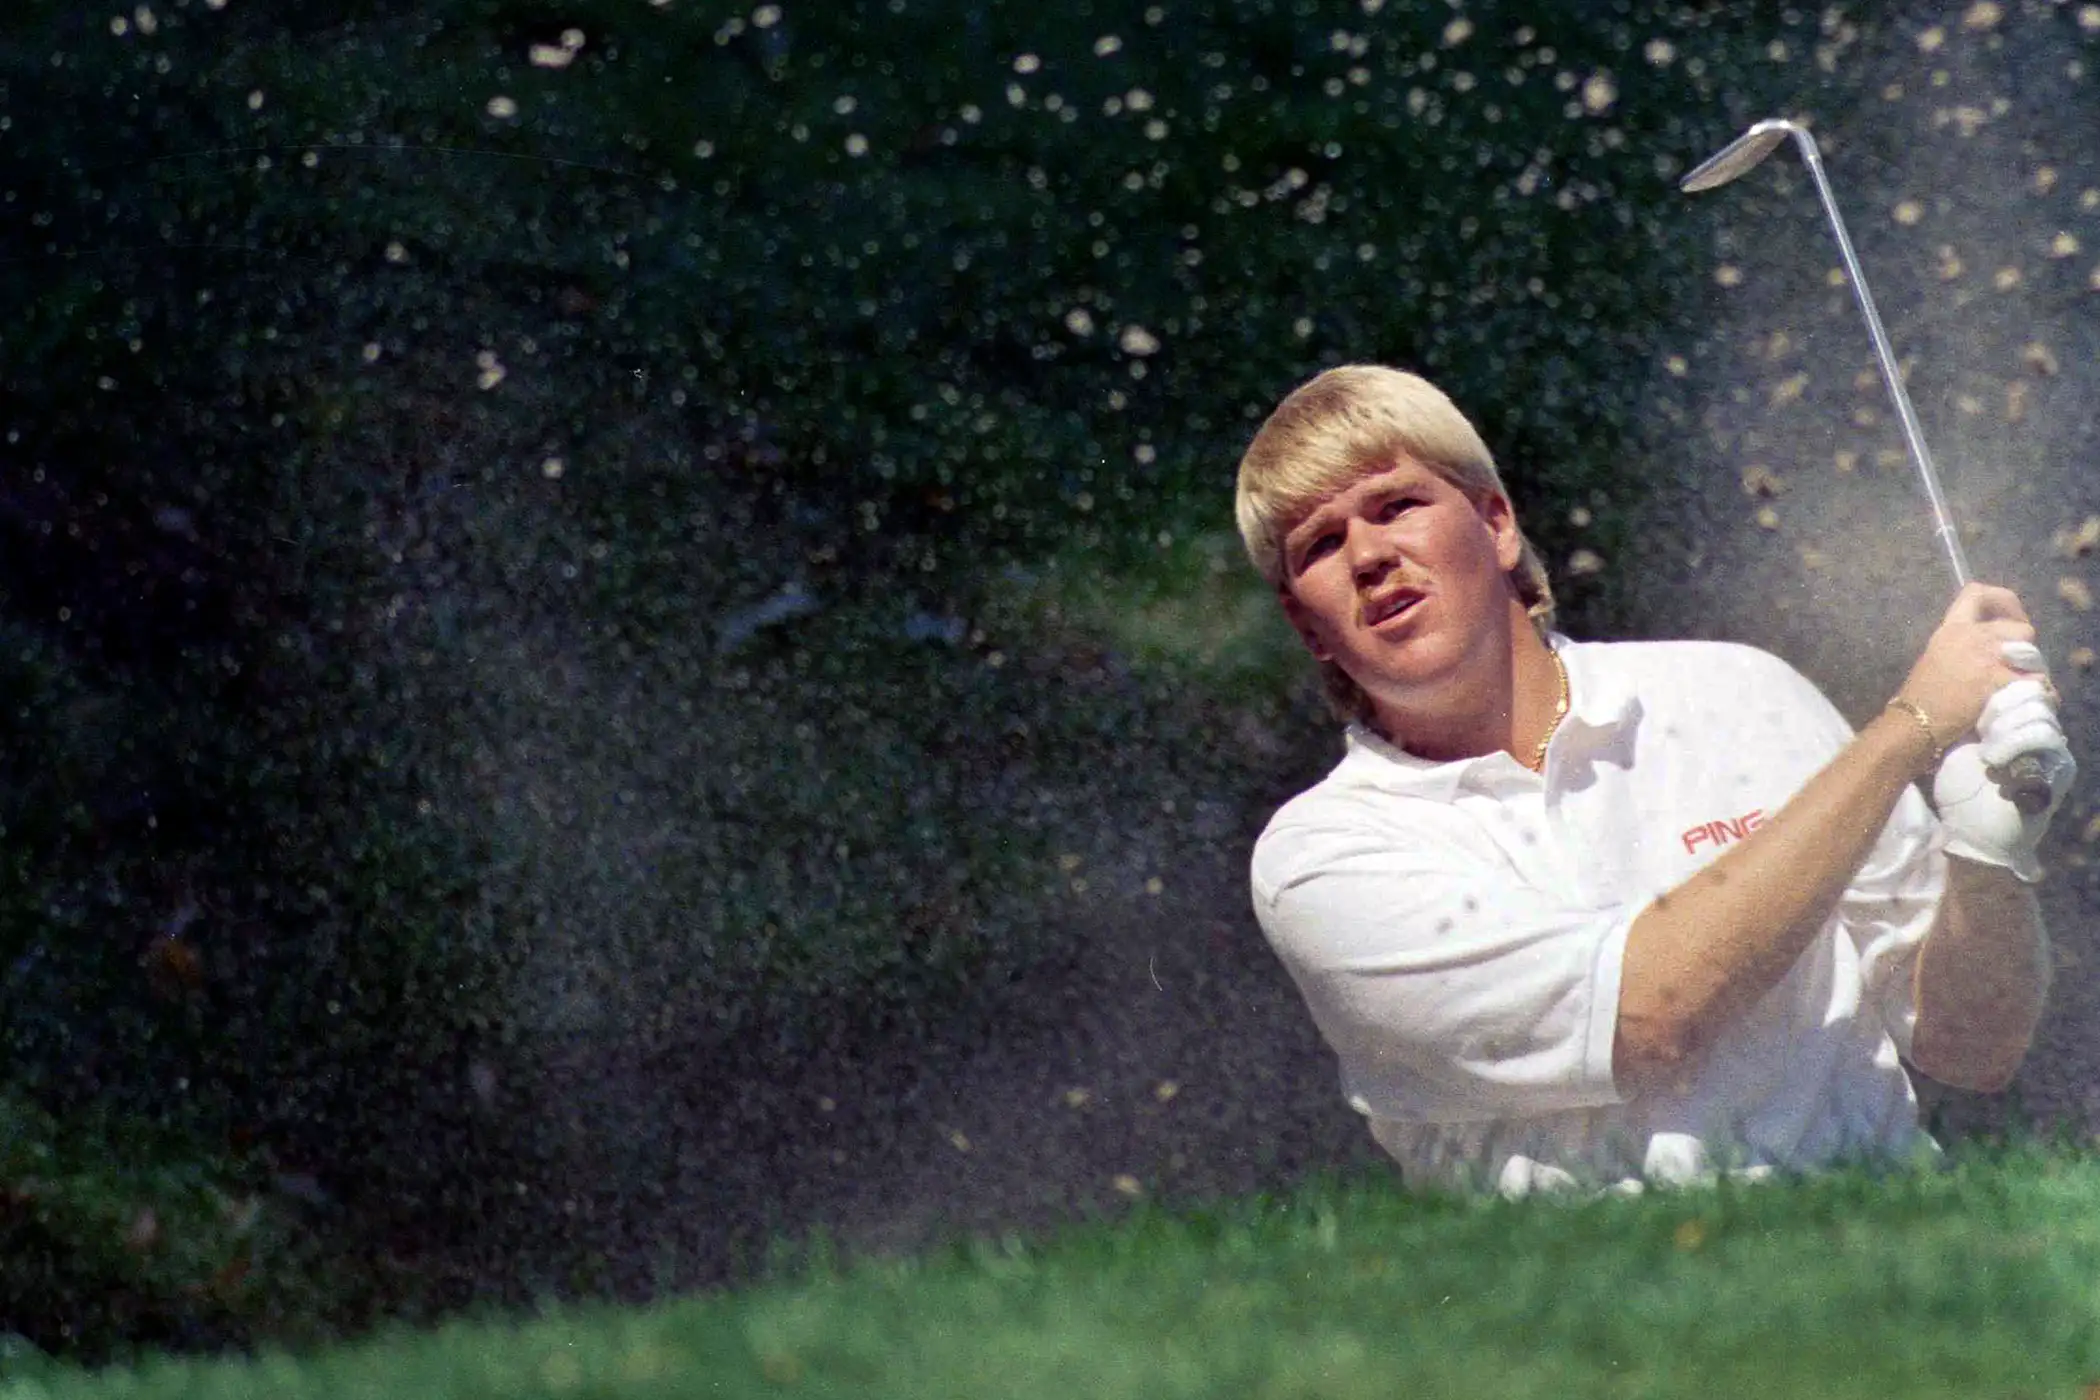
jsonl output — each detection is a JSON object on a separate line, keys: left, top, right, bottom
{"left": 1303, "top": 533, "right": 1339, "bottom": 564}
{"left": 1379, "top": 497, "right": 1418, "bottom": 519}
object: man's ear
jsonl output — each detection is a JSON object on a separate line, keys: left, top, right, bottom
{"left": 1278, "top": 587, "right": 1332, "bottom": 661}
{"left": 1479, "top": 490, "right": 1523, "bottom": 573}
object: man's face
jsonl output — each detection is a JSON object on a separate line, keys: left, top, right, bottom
{"left": 1277, "top": 456, "right": 1524, "bottom": 708}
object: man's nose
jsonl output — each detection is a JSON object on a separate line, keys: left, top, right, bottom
{"left": 1346, "top": 517, "right": 1399, "bottom": 578}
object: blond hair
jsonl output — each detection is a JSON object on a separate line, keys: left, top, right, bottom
{"left": 1234, "top": 364, "right": 1556, "bottom": 725}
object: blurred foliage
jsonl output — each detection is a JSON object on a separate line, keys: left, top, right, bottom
{"left": 0, "top": 0, "right": 1896, "bottom": 1359}
{"left": 0, "top": 1091, "right": 368, "bottom": 1363}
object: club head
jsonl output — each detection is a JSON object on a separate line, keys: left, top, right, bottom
{"left": 1679, "top": 119, "right": 1803, "bottom": 193}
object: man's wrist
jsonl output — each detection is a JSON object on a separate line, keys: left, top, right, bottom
{"left": 1868, "top": 706, "right": 1942, "bottom": 782}
{"left": 1944, "top": 841, "right": 2044, "bottom": 884}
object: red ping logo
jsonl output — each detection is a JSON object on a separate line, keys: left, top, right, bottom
{"left": 1681, "top": 809, "right": 1766, "bottom": 855}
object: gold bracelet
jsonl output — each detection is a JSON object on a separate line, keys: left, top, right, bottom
{"left": 1885, "top": 696, "right": 1943, "bottom": 768}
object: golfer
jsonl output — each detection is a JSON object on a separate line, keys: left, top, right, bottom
{"left": 1237, "top": 364, "right": 2075, "bottom": 1199}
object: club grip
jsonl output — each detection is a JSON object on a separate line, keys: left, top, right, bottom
{"left": 2001, "top": 753, "right": 2054, "bottom": 815}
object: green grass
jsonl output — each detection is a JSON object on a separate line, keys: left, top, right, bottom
{"left": 14, "top": 1132, "right": 2100, "bottom": 1399}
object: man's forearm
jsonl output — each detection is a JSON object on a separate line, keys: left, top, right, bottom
{"left": 1908, "top": 857, "right": 2050, "bottom": 1093}
{"left": 1616, "top": 710, "right": 1928, "bottom": 1088}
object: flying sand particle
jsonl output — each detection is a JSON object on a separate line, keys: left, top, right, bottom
{"left": 2052, "top": 516, "right": 2100, "bottom": 558}
{"left": 1118, "top": 325, "right": 1162, "bottom": 356}
{"left": 1741, "top": 465, "right": 1787, "bottom": 498}
{"left": 1938, "top": 106, "right": 1989, "bottom": 137}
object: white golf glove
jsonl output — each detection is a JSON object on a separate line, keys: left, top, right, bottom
{"left": 1933, "top": 643, "right": 2075, "bottom": 882}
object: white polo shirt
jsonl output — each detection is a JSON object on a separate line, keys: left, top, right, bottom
{"left": 1249, "top": 635, "right": 1948, "bottom": 1200}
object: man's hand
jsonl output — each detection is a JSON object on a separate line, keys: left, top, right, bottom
{"left": 1893, "top": 583, "right": 2040, "bottom": 767}
{"left": 1934, "top": 644, "right": 2075, "bottom": 882}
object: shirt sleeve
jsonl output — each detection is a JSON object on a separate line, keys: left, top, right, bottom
{"left": 1842, "top": 790, "right": 1947, "bottom": 1064}
{"left": 1748, "top": 649, "right": 1947, "bottom": 1062}
{"left": 1250, "top": 804, "right": 1634, "bottom": 1124}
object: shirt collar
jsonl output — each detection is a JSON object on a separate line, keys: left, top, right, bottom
{"left": 1338, "top": 634, "right": 1644, "bottom": 799}
{"left": 1556, "top": 634, "right": 1644, "bottom": 740}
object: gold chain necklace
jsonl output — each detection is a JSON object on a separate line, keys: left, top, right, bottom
{"left": 1526, "top": 648, "right": 1570, "bottom": 773}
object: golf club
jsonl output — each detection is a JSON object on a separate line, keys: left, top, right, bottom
{"left": 1681, "top": 117, "right": 2052, "bottom": 814}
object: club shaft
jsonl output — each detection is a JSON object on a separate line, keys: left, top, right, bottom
{"left": 1793, "top": 135, "right": 1973, "bottom": 588}
{"left": 1690, "top": 121, "right": 2051, "bottom": 812}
